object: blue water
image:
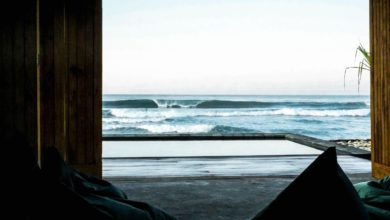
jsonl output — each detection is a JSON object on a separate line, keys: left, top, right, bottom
{"left": 102, "top": 95, "right": 370, "bottom": 140}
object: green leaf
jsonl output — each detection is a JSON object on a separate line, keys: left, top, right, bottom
{"left": 344, "top": 44, "right": 371, "bottom": 93}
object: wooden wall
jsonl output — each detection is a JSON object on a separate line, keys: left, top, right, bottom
{"left": 39, "top": 0, "right": 68, "bottom": 160}
{"left": 39, "top": 0, "right": 102, "bottom": 176}
{"left": 0, "top": 1, "right": 39, "bottom": 156}
{"left": 371, "top": 0, "right": 390, "bottom": 178}
{"left": 0, "top": 0, "right": 102, "bottom": 177}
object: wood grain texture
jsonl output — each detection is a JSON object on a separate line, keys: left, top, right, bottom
{"left": 1, "top": 1, "right": 102, "bottom": 177}
{"left": 39, "top": 0, "right": 102, "bottom": 177}
{"left": 66, "top": 0, "right": 102, "bottom": 177}
{"left": 39, "top": 0, "right": 68, "bottom": 160}
{"left": 40, "top": 0, "right": 56, "bottom": 155}
{"left": 0, "top": 1, "right": 38, "bottom": 154}
{"left": 93, "top": 0, "right": 103, "bottom": 178}
{"left": 372, "top": 162, "right": 390, "bottom": 179}
{"left": 53, "top": 0, "right": 68, "bottom": 160}
{"left": 371, "top": 0, "right": 390, "bottom": 179}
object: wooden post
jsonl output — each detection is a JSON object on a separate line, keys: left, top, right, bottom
{"left": 39, "top": 0, "right": 102, "bottom": 177}
{"left": 370, "top": 0, "right": 390, "bottom": 178}
{"left": 0, "top": 1, "right": 39, "bottom": 156}
{"left": 65, "top": 0, "right": 102, "bottom": 177}
{"left": 1, "top": 1, "right": 102, "bottom": 177}
{"left": 39, "top": 0, "right": 68, "bottom": 160}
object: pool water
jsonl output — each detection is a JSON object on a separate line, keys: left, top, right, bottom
{"left": 103, "top": 140, "right": 322, "bottom": 158}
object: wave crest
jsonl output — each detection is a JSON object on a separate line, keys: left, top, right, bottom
{"left": 103, "top": 99, "right": 369, "bottom": 109}
{"left": 105, "top": 108, "right": 370, "bottom": 118}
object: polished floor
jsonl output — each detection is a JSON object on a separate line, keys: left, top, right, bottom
{"left": 107, "top": 173, "right": 372, "bottom": 220}
{"left": 103, "top": 141, "right": 372, "bottom": 219}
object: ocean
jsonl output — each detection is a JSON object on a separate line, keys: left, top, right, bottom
{"left": 103, "top": 95, "right": 370, "bottom": 140}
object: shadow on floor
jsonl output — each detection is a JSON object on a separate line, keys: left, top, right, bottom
{"left": 108, "top": 173, "right": 372, "bottom": 220}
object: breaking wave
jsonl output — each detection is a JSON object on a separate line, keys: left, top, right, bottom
{"left": 102, "top": 95, "right": 371, "bottom": 139}
{"left": 103, "top": 124, "right": 259, "bottom": 134}
{"left": 103, "top": 99, "right": 369, "bottom": 109}
{"left": 103, "top": 108, "right": 369, "bottom": 118}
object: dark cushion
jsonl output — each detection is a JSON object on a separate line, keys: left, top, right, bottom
{"left": 2, "top": 129, "right": 42, "bottom": 219}
{"left": 1, "top": 130, "right": 109, "bottom": 220}
{"left": 252, "top": 147, "right": 369, "bottom": 220}
{"left": 32, "top": 181, "right": 112, "bottom": 220}
{"left": 42, "top": 147, "right": 176, "bottom": 220}
{"left": 42, "top": 147, "right": 127, "bottom": 199}
{"left": 354, "top": 176, "right": 390, "bottom": 220}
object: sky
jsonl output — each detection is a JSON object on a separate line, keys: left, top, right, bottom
{"left": 103, "top": 0, "right": 369, "bottom": 95}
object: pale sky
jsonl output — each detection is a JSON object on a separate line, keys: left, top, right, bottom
{"left": 103, "top": 0, "right": 369, "bottom": 95}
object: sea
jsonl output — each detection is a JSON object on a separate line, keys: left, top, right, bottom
{"left": 103, "top": 95, "right": 370, "bottom": 140}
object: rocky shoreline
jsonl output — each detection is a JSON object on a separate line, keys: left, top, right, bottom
{"left": 330, "top": 139, "right": 371, "bottom": 152}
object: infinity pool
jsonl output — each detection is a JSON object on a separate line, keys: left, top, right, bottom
{"left": 103, "top": 140, "right": 322, "bottom": 158}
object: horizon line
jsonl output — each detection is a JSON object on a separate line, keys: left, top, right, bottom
{"left": 102, "top": 93, "right": 370, "bottom": 96}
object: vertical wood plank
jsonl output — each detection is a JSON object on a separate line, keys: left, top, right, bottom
{"left": 23, "top": 1, "right": 39, "bottom": 152}
{"left": 14, "top": 7, "right": 26, "bottom": 133}
{"left": 40, "top": 0, "right": 55, "bottom": 153}
{"left": 76, "top": 0, "right": 87, "bottom": 165}
{"left": 1, "top": 6, "right": 15, "bottom": 132}
{"left": 65, "top": 0, "right": 102, "bottom": 176}
{"left": 370, "top": 0, "right": 375, "bottom": 171}
{"left": 37, "top": 0, "right": 102, "bottom": 176}
{"left": 385, "top": 0, "right": 390, "bottom": 166}
{"left": 53, "top": 0, "right": 68, "bottom": 158}
{"left": 94, "top": 0, "right": 103, "bottom": 176}
{"left": 0, "top": 1, "right": 38, "bottom": 154}
{"left": 67, "top": 0, "right": 87, "bottom": 165}
{"left": 39, "top": 0, "right": 68, "bottom": 158}
{"left": 85, "top": 0, "right": 95, "bottom": 164}
{"left": 371, "top": 0, "right": 390, "bottom": 178}
{"left": 67, "top": 0, "right": 79, "bottom": 164}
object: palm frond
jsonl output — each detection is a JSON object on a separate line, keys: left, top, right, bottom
{"left": 344, "top": 44, "right": 371, "bottom": 92}
{"left": 357, "top": 44, "right": 370, "bottom": 66}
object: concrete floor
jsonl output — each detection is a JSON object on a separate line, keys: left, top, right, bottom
{"left": 103, "top": 155, "right": 371, "bottom": 178}
{"left": 108, "top": 173, "right": 372, "bottom": 220}
{"left": 103, "top": 140, "right": 372, "bottom": 220}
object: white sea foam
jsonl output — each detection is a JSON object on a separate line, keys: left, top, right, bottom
{"left": 107, "top": 108, "right": 370, "bottom": 119}
{"left": 103, "top": 117, "right": 166, "bottom": 124}
{"left": 154, "top": 99, "right": 201, "bottom": 108}
{"left": 257, "top": 108, "right": 370, "bottom": 117}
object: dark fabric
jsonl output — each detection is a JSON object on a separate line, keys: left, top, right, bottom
{"left": 2, "top": 129, "right": 175, "bottom": 220}
{"left": 42, "top": 147, "right": 177, "bottom": 220}
{"left": 42, "top": 147, "right": 127, "bottom": 199}
{"left": 354, "top": 176, "right": 390, "bottom": 220}
{"left": 1, "top": 130, "right": 109, "bottom": 220}
{"left": 32, "top": 180, "right": 112, "bottom": 220}
{"left": 252, "top": 147, "right": 370, "bottom": 220}
{"left": 2, "top": 130, "right": 38, "bottom": 219}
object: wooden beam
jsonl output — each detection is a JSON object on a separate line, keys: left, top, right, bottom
{"left": 0, "top": 1, "right": 38, "bottom": 155}
{"left": 370, "top": 0, "right": 390, "bottom": 179}
{"left": 39, "top": 0, "right": 68, "bottom": 160}
{"left": 39, "top": 0, "right": 102, "bottom": 177}
{"left": 1, "top": 1, "right": 102, "bottom": 178}
{"left": 66, "top": 0, "right": 102, "bottom": 177}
